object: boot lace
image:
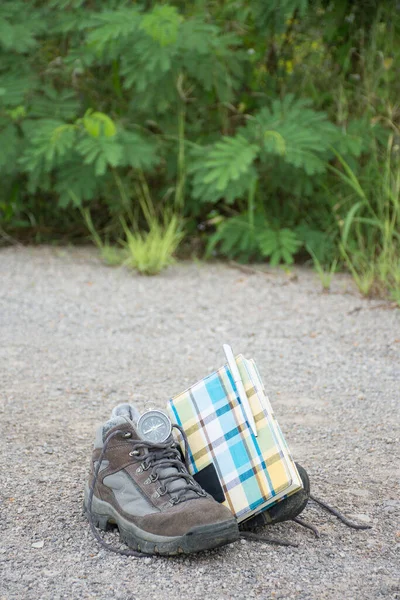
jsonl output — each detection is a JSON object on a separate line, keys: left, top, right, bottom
{"left": 128, "top": 425, "right": 206, "bottom": 504}
{"left": 240, "top": 493, "right": 372, "bottom": 546}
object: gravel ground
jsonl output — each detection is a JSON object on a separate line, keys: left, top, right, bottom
{"left": 0, "top": 247, "right": 399, "bottom": 600}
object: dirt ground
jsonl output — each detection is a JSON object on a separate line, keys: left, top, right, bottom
{"left": 1, "top": 247, "right": 399, "bottom": 600}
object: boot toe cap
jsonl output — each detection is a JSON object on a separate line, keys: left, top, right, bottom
{"left": 138, "top": 497, "right": 236, "bottom": 537}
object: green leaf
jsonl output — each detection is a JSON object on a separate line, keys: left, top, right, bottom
{"left": 0, "top": 3, "right": 44, "bottom": 53}
{"left": 29, "top": 87, "right": 80, "bottom": 120}
{"left": 190, "top": 135, "right": 259, "bottom": 202}
{"left": 341, "top": 200, "right": 364, "bottom": 246}
{"left": 203, "top": 136, "right": 259, "bottom": 190}
{"left": 258, "top": 227, "right": 302, "bottom": 265}
{"left": 121, "top": 35, "right": 178, "bottom": 91}
{"left": 191, "top": 164, "right": 257, "bottom": 204}
{"left": 19, "top": 119, "right": 77, "bottom": 175}
{"left": 251, "top": 0, "right": 309, "bottom": 31}
{"left": 178, "top": 19, "right": 219, "bottom": 54}
{"left": 247, "top": 95, "right": 338, "bottom": 175}
{"left": 207, "top": 214, "right": 261, "bottom": 261}
{"left": 0, "top": 72, "right": 33, "bottom": 107}
{"left": 296, "top": 224, "right": 336, "bottom": 264}
{"left": 118, "top": 130, "right": 159, "bottom": 170}
{"left": 0, "top": 123, "right": 20, "bottom": 174}
{"left": 54, "top": 156, "right": 101, "bottom": 208}
{"left": 140, "top": 5, "right": 182, "bottom": 47}
{"left": 83, "top": 110, "right": 116, "bottom": 138}
{"left": 5, "top": 105, "right": 26, "bottom": 121}
{"left": 76, "top": 135, "right": 123, "bottom": 176}
{"left": 181, "top": 26, "right": 245, "bottom": 102}
{"left": 85, "top": 8, "right": 141, "bottom": 56}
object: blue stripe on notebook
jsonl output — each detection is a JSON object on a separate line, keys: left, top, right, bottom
{"left": 205, "top": 375, "right": 227, "bottom": 405}
{"left": 215, "top": 403, "right": 231, "bottom": 418}
{"left": 224, "top": 426, "right": 240, "bottom": 442}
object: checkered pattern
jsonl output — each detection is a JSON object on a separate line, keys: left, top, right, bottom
{"left": 167, "top": 355, "right": 302, "bottom": 521}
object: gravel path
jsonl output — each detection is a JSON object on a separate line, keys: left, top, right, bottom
{"left": 1, "top": 247, "right": 399, "bottom": 600}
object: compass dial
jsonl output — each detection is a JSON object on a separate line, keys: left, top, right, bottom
{"left": 137, "top": 410, "right": 172, "bottom": 443}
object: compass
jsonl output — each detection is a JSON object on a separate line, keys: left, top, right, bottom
{"left": 137, "top": 410, "right": 172, "bottom": 443}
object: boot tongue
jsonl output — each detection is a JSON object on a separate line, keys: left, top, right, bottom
{"left": 102, "top": 403, "right": 142, "bottom": 441}
{"left": 102, "top": 415, "right": 140, "bottom": 441}
{"left": 142, "top": 442, "right": 199, "bottom": 499}
{"left": 110, "top": 403, "right": 141, "bottom": 423}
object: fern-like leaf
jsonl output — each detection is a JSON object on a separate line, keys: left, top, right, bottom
{"left": 82, "top": 110, "right": 116, "bottom": 138}
{"left": 247, "top": 95, "right": 338, "bottom": 175}
{"left": 85, "top": 8, "right": 141, "bottom": 57}
{"left": 180, "top": 25, "right": 245, "bottom": 102}
{"left": 121, "top": 35, "right": 178, "bottom": 91}
{"left": 19, "top": 119, "right": 77, "bottom": 174}
{"left": 0, "top": 2, "right": 45, "bottom": 53}
{"left": 251, "top": 0, "right": 309, "bottom": 31}
{"left": 296, "top": 223, "right": 336, "bottom": 264}
{"left": 54, "top": 156, "right": 101, "bottom": 208}
{"left": 0, "top": 72, "right": 33, "bottom": 107}
{"left": 118, "top": 130, "right": 159, "bottom": 170}
{"left": 30, "top": 87, "right": 80, "bottom": 120}
{"left": 207, "top": 214, "right": 262, "bottom": 261}
{"left": 0, "top": 123, "right": 20, "bottom": 174}
{"left": 258, "top": 227, "right": 302, "bottom": 265}
{"left": 191, "top": 164, "right": 257, "bottom": 204}
{"left": 190, "top": 135, "right": 259, "bottom": 203}
{"left": 76, "top": 135, "right": 123, "bottom": 176}
{"left": 140, "top": 5, "right": 182, "bottom": 47}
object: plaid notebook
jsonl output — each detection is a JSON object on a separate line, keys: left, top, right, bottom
{"left": 167, "top": 349, "right": 302, "bottom": 522}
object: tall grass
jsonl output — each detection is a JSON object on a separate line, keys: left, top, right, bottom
{"left": 307, "top": 244, "right": 337, "bottom": 292}
{"left": 331, "top": 134, "right": 400, "bottom": 303}
{"left": 83, "top": 170, "right": 184, "bottom": 275}
{"left": 121, "top": 213, "right": 183, "bottom": 275}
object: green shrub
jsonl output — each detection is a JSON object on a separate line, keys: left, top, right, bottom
{"left": 0, "top": 0, "right": 398, "bottom": 299}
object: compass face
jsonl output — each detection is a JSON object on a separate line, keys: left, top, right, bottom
{"left": 137, "top": 410, "right": 172, "bottom": 443}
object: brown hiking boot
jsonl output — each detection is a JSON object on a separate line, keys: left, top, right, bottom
{"left": 84, "top": 404, "right": 239, "bottom": 556}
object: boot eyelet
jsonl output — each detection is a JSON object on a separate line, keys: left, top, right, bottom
{"left": 157, "top": 486, "right": 167, "bottom": 496}
{"left": 129, "top": 450, "right": 139, "bottom": 457}
{"left": 123, "top": 432, "right": 132, "bottom": 439}
{"left": 141, "top": 462, "right": 150, "bottom": 471}
{"left": 149, "top": 473, "right": 158, "bottom": 483}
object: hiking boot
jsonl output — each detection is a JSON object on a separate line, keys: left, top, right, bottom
{"left": 84, "top": 404, "right": 239, "bottom": 556}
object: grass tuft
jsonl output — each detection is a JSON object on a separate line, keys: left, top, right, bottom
{"left": 121, "top": 214, "right": 184, "bottom": 276}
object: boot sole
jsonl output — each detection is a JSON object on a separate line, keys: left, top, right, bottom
{"left": 83, "top": 486, "right": 239, "bottom": 555}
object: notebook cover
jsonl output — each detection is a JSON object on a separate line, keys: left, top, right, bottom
{"left": 167, "top": 355, "right": 302, "bottom": 521}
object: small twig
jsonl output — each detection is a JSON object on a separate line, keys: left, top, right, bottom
{"left": 368, "top": 302, "right": 398, "bottom": 311}
{"left": 227, "top": 261, "right": 275, "bottom": 277}
{"left": 347, "top": 306, "right": 362, "bottom": 315}
{"left": 0, "top": 226, "right": 24, "bottom": 247}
